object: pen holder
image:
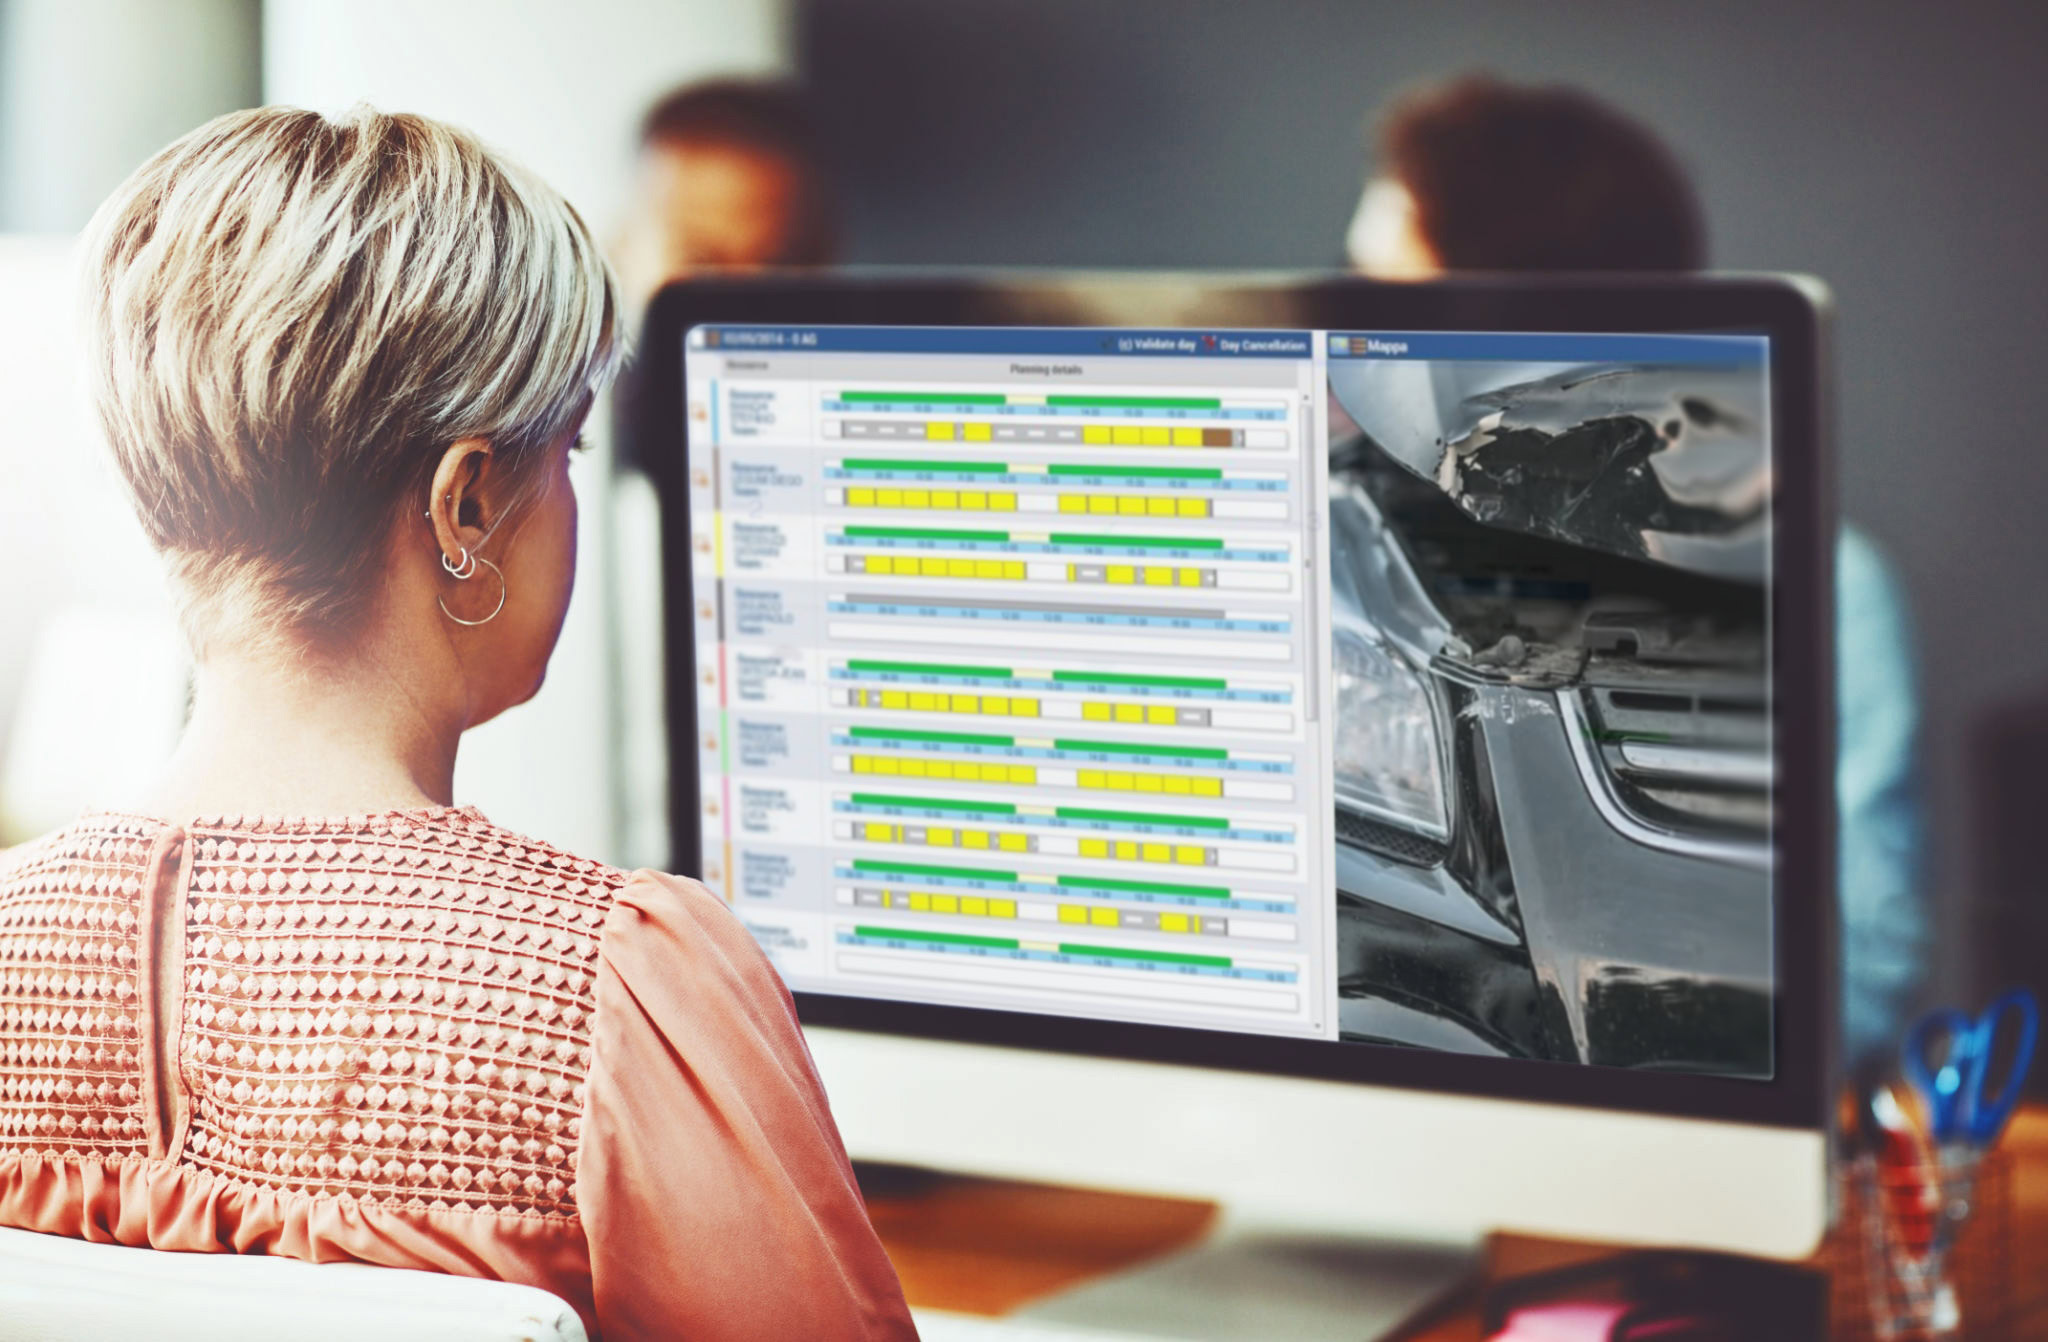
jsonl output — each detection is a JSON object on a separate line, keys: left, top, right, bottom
{"left": 1833, "top": 1146, "right": 2012, "bottom": 1341}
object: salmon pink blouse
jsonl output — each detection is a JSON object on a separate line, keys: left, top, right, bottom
{"left": 0, "top": 807, "right": 914, "bottom": 1339}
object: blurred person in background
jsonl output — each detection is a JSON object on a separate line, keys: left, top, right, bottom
{"left": 612, "top": 77, "right": 839, "bottom": 309}
{"left": 0, "top": 105, "right": 911, "bottom": 1341}
{"left": 1345, "top": 74, "right": 1928, "bottom": 1069}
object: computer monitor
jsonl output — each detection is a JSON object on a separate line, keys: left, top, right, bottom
{"left": 631, "top": 275, "right": 1833, "bottom": 1265}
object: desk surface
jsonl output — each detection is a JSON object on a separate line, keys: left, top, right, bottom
{"left": 867, "top": 1105, "right": 2048, "bottom": 1338}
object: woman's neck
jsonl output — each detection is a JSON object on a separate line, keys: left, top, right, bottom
{"left": 145, "top": 641, "right": 465, "bottom": 823}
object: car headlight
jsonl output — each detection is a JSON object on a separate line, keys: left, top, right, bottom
{"left": 1331, "top": 622, "right": 1448, "bottom": 840}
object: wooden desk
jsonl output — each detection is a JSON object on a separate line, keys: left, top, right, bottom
{"left": 866, "top": 1105, "right": 2048, "bottom": 1337}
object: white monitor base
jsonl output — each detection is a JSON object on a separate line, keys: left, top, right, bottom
{"left": 1015, "top": 1216, "right": 1480, "bottom": 1340}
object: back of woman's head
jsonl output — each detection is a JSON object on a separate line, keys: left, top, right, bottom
{"left": 1379, "top": 75, "right": 1705, "bottom": 273}
{"left": 81, "top": 105, "right": 622, "bottom": 654}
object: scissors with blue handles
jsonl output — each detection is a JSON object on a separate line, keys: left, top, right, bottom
{"left": 1902, "top": 987, "right": 2039, "bottom": 1149}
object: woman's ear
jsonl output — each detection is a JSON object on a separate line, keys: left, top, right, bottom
{"left": 426, "top": 437, "right": 494, "bottom": 566}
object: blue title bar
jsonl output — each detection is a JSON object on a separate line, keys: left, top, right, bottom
{"left": 1327, "top": 330, "right": 1767, "bottom": 366}
{"left": 691, "top": 325, "right": 1315, "bottom": 358}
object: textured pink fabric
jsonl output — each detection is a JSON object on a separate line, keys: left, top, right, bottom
{"left": 0, "top": 808, "right": 913, "bottom": 1339}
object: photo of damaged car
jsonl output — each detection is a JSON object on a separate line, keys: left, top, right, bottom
{"left": 1325, "top": 356, "right": 1774, "bottom": 1077}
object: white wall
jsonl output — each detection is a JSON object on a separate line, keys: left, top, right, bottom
{"left": 0, "top": 0, "right": 261, "bottom": 231}
{"left": 262, "top": 0, "right": 791, "bottom": 862}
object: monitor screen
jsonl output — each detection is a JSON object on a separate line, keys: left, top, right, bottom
{"left": 679, "top": 321, "right": 1774, "bottom": 1080}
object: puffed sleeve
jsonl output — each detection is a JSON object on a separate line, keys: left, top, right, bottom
{"left": 577, "top": 871, "right": 917, "bottom": 1340}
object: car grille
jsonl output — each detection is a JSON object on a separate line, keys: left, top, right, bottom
{"left": 1581, "top": 682, "right": 1773, "bottom": 843}
{"left": 1335, "top": 808, "right": 1452, "bottom": 868}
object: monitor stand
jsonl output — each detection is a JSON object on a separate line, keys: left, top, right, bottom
{"left": 865, "top": 1159, "right": 1482, "bottom": 1341}
{"left": 1009, "top": 1213, "right": 1481, "bottom": 1340}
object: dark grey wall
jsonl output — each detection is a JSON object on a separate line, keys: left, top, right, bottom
{"left": 801, "top": 0, "right": 2048, "bottom": 991}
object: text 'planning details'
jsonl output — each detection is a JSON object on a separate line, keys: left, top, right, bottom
{"left": 686, "top": 326, "right": 1338, "bottom": 1039}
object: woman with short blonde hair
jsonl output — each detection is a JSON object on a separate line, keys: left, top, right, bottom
{"left": 0, "top": 106, "right": 912, "bottom": 1339}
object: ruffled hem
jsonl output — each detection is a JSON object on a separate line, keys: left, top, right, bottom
{"left": 0, "top": 1153, "right": 597, "bottom": 1335}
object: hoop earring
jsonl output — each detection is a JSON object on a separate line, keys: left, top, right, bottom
{"left": 438, "top": 555, "right": 506, "bottom": 626}
{"left": 441, "top": 546, "right": 479, "bottom": 581}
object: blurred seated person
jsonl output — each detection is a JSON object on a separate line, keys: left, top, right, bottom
{"left": 0, "top": 106, "right": 910, "bottom": 1340}
{"left": 613, "top": 78, "right": 839, "bottom": 309}
{"left": 1345, "top": 75, "right": 1928, "bottom": 1068}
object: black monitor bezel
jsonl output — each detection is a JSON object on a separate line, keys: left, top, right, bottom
{"left": 634, "top": 273, "right": 1832, "bottom": 1132}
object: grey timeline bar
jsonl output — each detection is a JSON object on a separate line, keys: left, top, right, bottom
{"left": 851, "top": 886, "right": 1232, "bottom": 936}
{"left": 839, "top": 419, "right": 1080, "bottom": 444}
{"left": 833, "top": 420, "right": 1248, "bottom": 447}
{"left": 864, "top": 593, "right": 1230, "bottom": 620}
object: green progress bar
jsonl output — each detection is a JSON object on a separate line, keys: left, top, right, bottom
{"left": 853, "top": 925, "right": 1234, "bottom": 969}
{"left": 1048, "top": 533, "right": 1225, "bottom": 550}
{"left": 849, "top": 726, "right": 1015, "bottom": 747}
{"left": 1047, "top": 464, "right": 1223, "bottom": 480}
{"left": 841, "top": 391, "right": 1007, "bottom": 404}
{"left": 853, "top": 859, "right": 1018, "bottom": 882}
{"left": 1045, "top": 395, "right": 1222, "bottom": 410}
{"left": 848, "top": 659, "right": 1014, "bottom": 679}
{"left": 1057, "top": 806, "right": 1230, "bottom": 830}
{"left": 857, "top": 925, "right": 1017, "bottom": 949}
{"left": 852, "top": 727, "right": 1225, "bottom": 762}
{"left": 844, "top": 661, "right": 1235, "bottom": 693}
{"left": 853, "top": 792, "right": 1016, "bottom": 815}
{"left": 844, "top": 459, "right": 1226, "bottom": 480}
{"left": 1054, "top": 738, "right": 1228, "bottom": 761}
{"left": 843, "top": 458, "right": 1012, "bottom": 473}
{"left": 1056, "top": 874, "right": 1233, "bottom": 900}
{"left": 838, "top": 393, "right": 1225, "bottom": 410}
{"left": 1060, "top": 941, "right": 1231, "bottom": 967}
{"left": 1050, "top": 670, "right": 1228, "bottom": 690}
{"left": 845, "top": 525, "right": 1010, "bottom": 542}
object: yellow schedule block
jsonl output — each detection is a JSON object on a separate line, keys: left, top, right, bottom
{"left": 1089, "top": 906, "right": 1120, "bottom": 927}
{"left": 863, "top": 822, "right": 898, "bottom": 842}
{"left": 871, "top": 692, "right": 1040, "bottom": 718}
{"left": 1058, "top": 904, "right": 1088, "bottom": 924}
{"left": 1083, "top": 425, "right": 1111, "bottom": 445}
{"left": 1159, "top": 912, "right": 1190, "bottom": 932}
{"left": 849, "top": 487, "right": 876, "bottom": 506}
{"left": 1143, "top": 426, "right": 1170, "bottom": 446}
{"left": 1113, "top": 426, "right": 1144, "bottom": 446}
{"left": 1079, "top": 838, "right": 1108, "bottom": 859}
{"left": 1172, "top": 427, "right": 1203, "bottom": 447}
{"left": 963, "top": 422, "right": 993, "bottom": 442}
{"left": 926, "top": 422, "right": 957, "bottom": 441}
{"left": 997, "top": 833, "right": 1029, "bottom": 853}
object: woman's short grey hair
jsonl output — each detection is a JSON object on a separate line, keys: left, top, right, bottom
{"left": 80, "top": 105, "right": 623, "bottom": 651}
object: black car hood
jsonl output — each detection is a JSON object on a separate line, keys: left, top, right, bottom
{"left": 1329, "top": 360, "right": 1769, "bottom": 582}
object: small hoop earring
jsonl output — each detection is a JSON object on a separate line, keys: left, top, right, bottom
{"left": 438, "top": 555, "right": 506, "bottom": 626}
{"left": 441, "top": 546, "right": 478, "bottom": 580}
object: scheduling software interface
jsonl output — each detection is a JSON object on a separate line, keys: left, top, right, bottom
{"left": 684, "top": 325, "right": 1777, "bottom": 1076}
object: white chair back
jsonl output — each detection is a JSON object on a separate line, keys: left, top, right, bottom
{"left": 0, "top": 1226, "right": 586, "bottom": 1342}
